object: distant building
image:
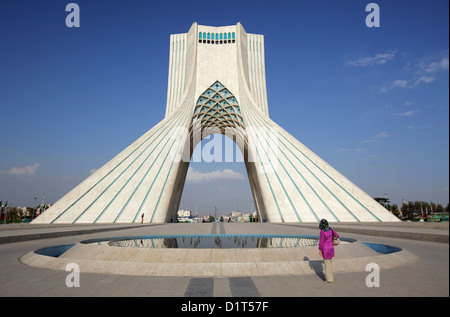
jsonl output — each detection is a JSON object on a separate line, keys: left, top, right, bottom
{"left": 177, "top": 209, "right": 192, "bottom": 222}
{"left": 230, "top": 211, "right": 241, "bottom": 218}
{"left": 177, "top": 210, "right": 191, "bottom": 218}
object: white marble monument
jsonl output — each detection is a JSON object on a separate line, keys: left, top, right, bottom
{"left": 32, "top": 23, "right": 399, "bottom": 224}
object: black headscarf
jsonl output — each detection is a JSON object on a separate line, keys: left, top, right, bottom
{"left": 319, "top": 218, "right": 329, "bottom": 230}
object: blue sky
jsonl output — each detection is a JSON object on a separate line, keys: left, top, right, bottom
{"left": 0, "top": 0, "right": 448, "bottom": 215}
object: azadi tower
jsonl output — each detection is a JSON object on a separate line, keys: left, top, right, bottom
{"left": 33, "top": 23, "right": 399, "bottom": 224}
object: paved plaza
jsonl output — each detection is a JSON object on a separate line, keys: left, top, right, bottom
{"left": 0, "top": 222, "right": 448, "bottom": 298}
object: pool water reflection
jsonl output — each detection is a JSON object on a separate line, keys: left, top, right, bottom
{"left": 83, "top": 234, "right": 323, "bottom": 249}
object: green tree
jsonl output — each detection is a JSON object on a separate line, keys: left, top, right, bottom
{"left": 374, "top": 197, "right": 391, "bottom": 210}
{"left": 391, "top": 204, "right": 401, "bottom": 218}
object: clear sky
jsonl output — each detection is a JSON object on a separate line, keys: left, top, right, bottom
{"left": 0, "top": 0, "right": 448, "bottom": 215}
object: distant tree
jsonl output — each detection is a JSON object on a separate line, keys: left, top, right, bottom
{"left": 374, "top": 197, "right": 390, "bottom": 210}
{"left": 5, "top": 207, "right": 23, "bottom": 223}
{"left": 401, "top": 203, "right": 408, "bottom": 218}
{"left": 401, "top": 202, "right": 417, "bottom": 220}
{"left": 397, "top": 200, "right": 449, "bottom": 221}
{"left": 391, "top": 204, "right": 401, "bottom": 218}
{"left": 413, "top": 201, "right": 422, "bottom": 213}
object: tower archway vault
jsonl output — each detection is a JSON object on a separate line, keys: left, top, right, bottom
{"left": 33, "top": 23, "right": 399, "bottom": 224}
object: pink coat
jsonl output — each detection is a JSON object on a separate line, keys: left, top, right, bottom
{"left": 318, "top": 228, "right": 339, "bottom": 259}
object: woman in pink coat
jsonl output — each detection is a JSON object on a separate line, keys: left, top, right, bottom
{"left": 318, "top": 219, "right": 339, "bottom": 283}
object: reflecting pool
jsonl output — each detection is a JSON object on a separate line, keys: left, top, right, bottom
{"left": 82, "top": 234, "right": 326, "bottom": 249}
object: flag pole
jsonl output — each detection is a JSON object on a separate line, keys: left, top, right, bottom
{"left": 430, "top": 202, "right": 434, "bottom": 222}
{"left": 420, "top": 203, "right": 424, "bottom": 222}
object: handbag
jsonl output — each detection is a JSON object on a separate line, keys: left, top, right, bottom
{"left": 331, "top": 228, "right": 340, "bottom": 246}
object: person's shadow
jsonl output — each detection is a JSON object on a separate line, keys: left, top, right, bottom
{"left": 303, "top": 256, "right": 325, "bottom": 281}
